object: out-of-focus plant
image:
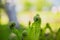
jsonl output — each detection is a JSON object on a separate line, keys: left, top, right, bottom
{"left": 39, "top": 28, "right": 46, "bottom": 40}
{"left": 44, "top": 23, "right": 54, "bottom": 40}
{"left": 44, "top": 23, "right": 53, "bottom": 33}
{"left": 9, "top": 22, "right": 23, "bottom": 40}
{"left": 28, "top": 21, "right": 31, "bottom": 28}
{"left": 0, "top": 0, "right": 4, "bottom": 9}
{"left": 35, "top": 0, "right": 52, "bottom": 11}
{"left": 0, "top": 14, "right": 60, "bottom": 40}
{"left": 24, "top": 1, "right": 32, "bottom": 11}
{"left": 0, "top": 25, "right": 11, "bottom": 40}
{"left": 22, "top": 14, "right": 41, "bottom": 40}
{"left": 56, "top": 28, "right": 60, "bottom": 40}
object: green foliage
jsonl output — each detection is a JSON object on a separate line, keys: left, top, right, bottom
{"left": 44, "top": 23, "right": 54, "bottom": 40}
{"left": 0, "top": 25, "right": 11, "bottom": 40}
{"left": 16, "top": 14, "right": 41, "bottom": 40}
{"left": 44, "top": 23, "right": 53, "bottom": 33}
{"left": 26, "top": 14, "right": 41, "bottom": 40}
{"left": 9, "top": 22, "right": 23, "bottom": 40}
{"left": 0, "top": 14, "right": 60, "bottom": 40}
{"left": 56, "top": 28, "right": 60, "bottom": 40}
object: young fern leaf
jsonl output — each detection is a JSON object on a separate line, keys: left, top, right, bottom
{"left": 9, "top": 22, "right": 16, "bottom": 30}
{"left": 28, "top": 14, "right": 41, "bottom": 40}
{"left": 9, "top": 22, "right": 22, "bottom": 40}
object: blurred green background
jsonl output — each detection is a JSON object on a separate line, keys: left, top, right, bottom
{"left": 0, "top": 0, "right": 60, "bottom": 32}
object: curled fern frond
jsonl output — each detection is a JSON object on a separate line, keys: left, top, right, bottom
{"left": 34, "top": 14, "right": 41, "bottom": 23}
{"left": 9, "top": 22, "right": 16, "bottom": 29}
